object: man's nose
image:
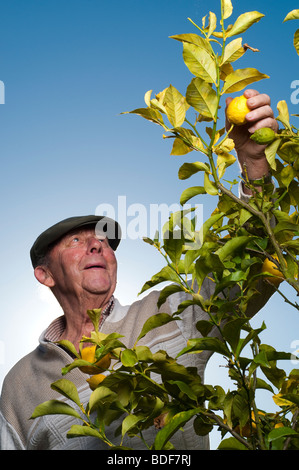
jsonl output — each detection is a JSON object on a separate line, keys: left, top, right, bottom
{"left": 87, "top": 237, "right": 103, "bottom": 253}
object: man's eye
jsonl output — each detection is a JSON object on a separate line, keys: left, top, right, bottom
{"left": 72, "top": 237, "right": 80, "bottom": 242}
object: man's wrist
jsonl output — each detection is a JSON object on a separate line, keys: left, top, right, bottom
{"left": 241, "top": 172, "right": 272, "bottom": 185}
{"left": 238, "top": 154, "right": 270, "bottom": 181}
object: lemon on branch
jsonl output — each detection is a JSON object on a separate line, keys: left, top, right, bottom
{"left": 86, "top": 373, "right": 107, "bottom": 391}
{"left": 261, "top": 255, "right": 285, "bottom": 286}
{"left": 79, "top": 344, "right": 111, "bottom": 375}
{"left": 226, "top": 95, "right": 250, "bottom": 126}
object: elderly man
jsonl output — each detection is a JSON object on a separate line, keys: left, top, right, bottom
{"left": 0, "top": 90, "right": 278, "bottom": 450}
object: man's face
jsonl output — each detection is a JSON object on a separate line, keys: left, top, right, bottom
{"left": 43, "top": 226, "right": 117, "bottom": 302}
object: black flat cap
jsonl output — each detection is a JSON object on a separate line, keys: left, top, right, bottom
{"left": 30, "top": 215, "right": 121, "bottom": 268}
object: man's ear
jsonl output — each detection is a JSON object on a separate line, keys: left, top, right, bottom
{"left": 34, "top": 266, "right": 55, "bottom": 288}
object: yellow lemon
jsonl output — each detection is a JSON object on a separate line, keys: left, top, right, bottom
{"left": 86, "top": 373, "right": 106, "bottom": 390}
{"left": 226, "top": 95, "right": 250, "bottom": 126}
{"left": 261, "top": 255, "right": 285, "bottom": 286}
{"left": 234, "top": 411, "right": 265, "bottom": 437}
{"left": 79, "top": 345, "right": 111, "bottom": 375}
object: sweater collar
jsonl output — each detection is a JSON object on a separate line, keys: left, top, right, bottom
{"left": 42, "top": 296, "right": 115, "bottom": 343}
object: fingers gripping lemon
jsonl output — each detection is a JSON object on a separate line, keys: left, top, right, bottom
{"left": 226, "top": 95, "right": 250, "bottom": 126}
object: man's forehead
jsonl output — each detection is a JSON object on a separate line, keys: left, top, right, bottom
{"left": 63, "top": 224, "right": 107, "bottom": 239}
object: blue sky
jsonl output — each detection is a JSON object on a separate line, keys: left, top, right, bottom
{"left": 0, "top": 0, "right": 299, "bottom": 449}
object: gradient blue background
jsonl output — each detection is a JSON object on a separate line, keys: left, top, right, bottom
{"left": 0, "top": 0, "right": 298, "bottom": 449}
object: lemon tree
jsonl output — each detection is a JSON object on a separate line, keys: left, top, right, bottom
{"left": 31, "top": 1, "right": 299, "bottom": 450}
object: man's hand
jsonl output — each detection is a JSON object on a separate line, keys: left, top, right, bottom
{"left": 226, "top": 89, "right": 278, "bottom": 183}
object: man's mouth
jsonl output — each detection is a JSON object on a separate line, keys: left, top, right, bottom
{"left": 84, "top": 263, "right": 105, "bottom": 270}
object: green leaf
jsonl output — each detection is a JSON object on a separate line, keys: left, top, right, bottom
{"left": 178, "top": 337, "right": 230, "bottom": 357}
{"left": 222, "top": 318, "right": 249, "bottom": 352}
{"left": 157, "top": 284, "right": 185, "bottom": 308}
{"left": 88, "top": 386, "right": 117, "bottom": 413}
{"left": 154, "top": 408, "right": 201, "bottom": 450}
{"left": 67, "top": 425, "right": 103, "bottom": 439}
{"left": 139, "top": 265, "right": 181, "bottom": 295}
{"left": 122, "top": 414, "right": 143, "bottom": 437}
{"left": 137, "top": 313, "right": 179, "bottom": 342}
{"left": 167, "top": 380, "right": 197, "bottom": 401}
{"left": 196, "top": 319, "right": 213, "bottom": 337}
{"left": 226, "top": 11, "right": 265, "bottom": 37}
{"left": 55, "top": 340, "right": 80, "bottom": 358}
{"left": 180, "top": 186, "right": 206, "bottom": 205}
{"left": 268, "top": 427, "right": 299, "bottom": 442}
{"left": 281, "top": 165, "right": 295, "bottom": 188}
{"left": 221, "top": 38, "right": 245, "bottom": 65}
{"left": 135, "top": 345, "right": 153, "bottom": 362}
{"left": 202, "top": 211, "right": 225, "bottom": 242}
{"left": 164, "top": 85, "right": 187, "bottom": 127}
{"left": 86, "top": 308, "right": 102, "bottom": 332}
{"left": 51, "top": 379, "right": 81, "bottom": 407}
{"left": 186, "top": 77, "right": 218, "bottom": 120}
{"left": 193, "top": 415, "right": 214, "bottom": 436}
{"left": 163, "top": 236, "right": 184, "bottom": 265}
{"left": 216, "top": 235, "right": 252, "bottom": 261}
{"left": 194, "top": 253, "right": 224, "bottom": 290}
{"left": 121, "top": 349, "right": 137, "bottom": 367}
{"left": 218, "top": 436, "right": 248, "bottom": 450}
{"left": 204, "top": 172, "right": 218, "bottom": 195}
{"left": 254, "top": 377, "right": 274, "bottom": 393}
{"left": 183, "top": 42, "right": 217, "bottom": 84}
{"left": 222, "top": 68, "right": 269, "bottom": 93}
{"left": 178, "top": 161, "right": 210, "bottom": 180}
{"left": 30, "top": 400, "right": 82, "bottom": 420}
{"left": 283, "top": 9, "right": 299, "bottom": 22}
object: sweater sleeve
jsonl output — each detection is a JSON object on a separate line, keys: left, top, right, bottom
{"left": 0, "top": 410, "right": 24, "bottom": 450}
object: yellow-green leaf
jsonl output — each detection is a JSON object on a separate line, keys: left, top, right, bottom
{"left": 204, "top": 172, "right": 218, "bottom": 195}
{"left": 51, "top": 379, "right": 81, "bottom": 407}
{"left": 222, "top": 68, "right": 269, "bottom": 93}
{"left": 144, "top": 89, "right": 152, "bottom": 107}
{"left": 186, "top": 77, "right": 218, "bottom": 120}
{"left": 183, "top": 42, "right": 217, "bottom": 84}
{"left": 217, "top": 152, "right": 236, "bottom": 179}
{"left": 178, "top": 161, "right": 210, "bottom": 180}
{"left": 221, "top": 0, "right": 233, "bottom": 20}
{"left": 171, "top": 137, "right": 193, "bottom": 156}
{"left": 283, "top": 9, "right": 299, "bottom": 22}
{"left": 221, "top": 38, "right": 245, "bottom": 65}
{"left": 170, "top": 33, "right": 213, "bottom": 56}
{"left": 180, "top": 186, "right": 206, "bottom": 205}
{"left": 265, "top": 138, "right": 280, "bottom": 171}
{"left": 281, "top": 165, "right": 295, "bottom": 188}
{"left": 277, "top": 100, "right": 290, "bottom": 128}
{"left": 207, "top": 11, "right": 217, "bottom": 37}
{"left": 226, "top": 11, "right": 265, "bottom": 37}
{"left": 30, "top": 400, "right": 81, "bottom": 420}
{"left": 122, "top": 107, "right": 166, "bottom": 128}
{"left": 164, "top": 85, "right": 187, "bottom": 127}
